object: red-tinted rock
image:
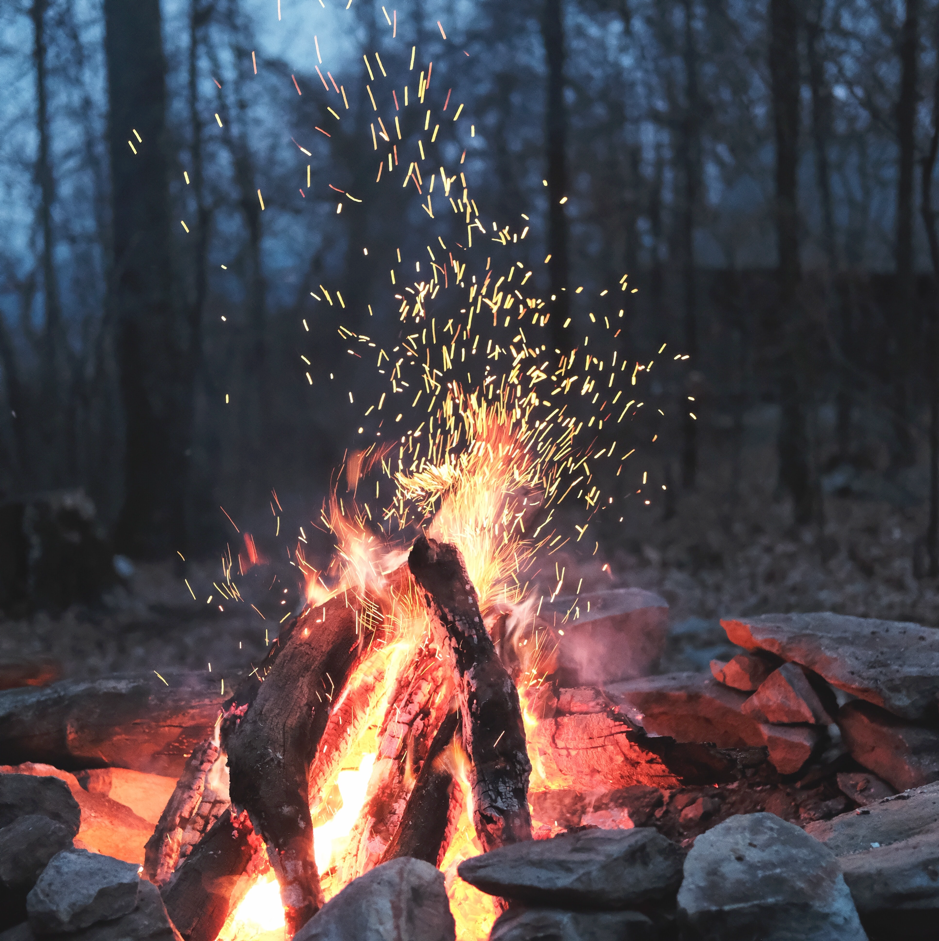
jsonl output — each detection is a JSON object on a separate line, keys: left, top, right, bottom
{"left": 710, "top": 652, "right": 779, "bottom": 692}
{"left": 837, "top": 702, "right": 939, "bottom": 792}
{"left": 759, "top": 723, "right": 820, "bottom": 775}
{"left": 722, "top": 612, "right": 939, "bottom": 721}
{"left": 543, "top": 588, "right": 669, "bottom": 685}
{"left": 742, "top": 663, "right": 832, "bottom": 725}
{"left": 608, "top": 673, "right": 765, "bottom": 749}
{"left": 835, "top": 772, "right": 895, "bottom": 807}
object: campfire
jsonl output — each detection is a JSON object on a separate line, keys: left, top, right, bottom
{"left": 142, "top": 389, "right": 606, "bottom": 941}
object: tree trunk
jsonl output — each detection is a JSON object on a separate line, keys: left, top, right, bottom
{"left": 181, "top": 0, "right": 211, "bottom": 560}
{"left": 31, "top": 0, "right": 68, "bottom": 481}
{"left": 769, "top": 0, "right": 819, "bottom": 525}
{"left": 103, "top": 0, "right": 182, "bottom": 557}
{"left": 541, "top": 0, "right": 572, "bottom": 353}
{"left": 920, "top": 12, "right": 939, "bottom": 575}
{"left": 893, "top": 0, "right": 920, "bottom": 471}
{"left": 806, "top": 0, "right": 852, "bottom": 463}
{"left": 679, "top": 0, "right": 700, "bottom": 490}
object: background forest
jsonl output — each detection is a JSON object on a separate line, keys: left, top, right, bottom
{"left": 5, "top": 0, "right": 939, "bottom": 655}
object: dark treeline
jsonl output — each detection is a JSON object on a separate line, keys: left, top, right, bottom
{"left": 2, "top": 0, "right": 939, "bottom": 570}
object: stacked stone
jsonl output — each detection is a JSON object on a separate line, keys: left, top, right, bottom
{"left": 0, "top": 774, "right": 179, "bottom": 941}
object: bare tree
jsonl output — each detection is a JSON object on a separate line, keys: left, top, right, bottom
{"left": 542, "top": 0, "right": 573, "bottom": 352}
{"left": 678, "top": 0, "right": 701, "bottom": 490}
{"left": 103, "top": 0, "right": 183, "bottom": 556}
{"left": 892, "top": 0, "right": 920, "bottom": 470}
{"left": 920, "top": 2, "right": 939, "bottom": 575}
{"left": 31, "top": 0, "right": 68, "bottom": 475}
{"left": 770, "top": 0, "right": 820, "bottom": 525}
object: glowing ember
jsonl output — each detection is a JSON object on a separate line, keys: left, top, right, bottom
{"left": 218, "top": 872, "right": 284, "bottom": 941}
{"left": 312, "top": 753, "right": 377, "bottom": 873}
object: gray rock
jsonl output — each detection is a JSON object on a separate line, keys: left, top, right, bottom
{"left": 742, "top": 663, "right": 832, "bottom": 725}
{"left": 0, "top": 815, "right": 75, "bottom": 929}
{"left": 806, "top": 782, "right": 939, "bottom": 854}
{"left": 836, "top": 772, "right": 895, "bottom": 807}
{"left": 0, "top": 816, "right": 74, "bottom": 891}
{"left": 544, "top": 589, "right": 669, "bottom": 685}
{"left": 710, "top": 652, "right": 779, "bottom": 692}
{"left": 838, "top": 826, "right": 939, "bottom": 914}
{"left": 807, "top": 785, "right": 939, "bottom": 940}
{"left": 607, "top": 673, "right": 764, "bottom": 749}
{"left": 677, "top": 812, "right": 867, "bottom": 941}
{"left": 26, "top": 849, "right": 139, "bottom": 935}
{"left": 0, "top": 775, "right": 80, "bottom": 838}
{"left": 458, "top": 827, "right": 683, "bottom": 909}
{"left": 7, "top": 882, "right": 182, "bottom": 941}
{"left": 838, "top": 701, "right": 939, "bottom": 791}
{"left": 65, "top": 882, "right": 181, "bottom": 941}
{"left": 489, "top": 908, "right": 656, "bottom": 941}
{"left": 722, "top": 612, "right": 939, "bottom": 721}
{"left": 759, "top": 723, "right": 821, "bottom": 775}
{"left": 293, "top": 857, "right": 454, "bottom": 941}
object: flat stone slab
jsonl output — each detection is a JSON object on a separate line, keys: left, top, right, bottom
{"left": 678, "top": 812, "right": 867, "bottom": 941}
{"left": 293, "top": 857, "right": 454, "bottom": 941}
{"left": 742, "top": 663, "right": 832, "bottom": 725}
{"left": 806, "top": 782, "right": 939, "bottom": 855}
{"left": 26, "top": 849, "right": 139, "bottom": 935}
{"left": 807, "top": 784, "right": 939, "bottom": 931}
{"left": 710, "top": 652, "right": 779, "bottom": 692}
{"left": 722, "top": 612, "right": 939, "bottom": 720}
{"left": 838, "top": 702, "right": 939, "bottom": 792}
{"left": 458, "top": 827, "right": 683, "bottom": 909}
{"left": 608, "top": 673, "right": 765, "bottom": 749}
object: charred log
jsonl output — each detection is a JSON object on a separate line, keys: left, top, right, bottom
{"left": 408, "top": 535, "right": 532, "bottom": 851}
{"left": 223, "top": 595, "right": 368, "bottom": 935}
{"left": 161, "top": 808, "right": 264, "bottom": 941}
{"left": 339, "top": 641, "right": 452, "bottom": 880}
{"left": 144, "top": 739, "right": 227, "bottom": 885}
{"left": 0, "top": 672, "right": 224, "bottom": 776}
{"left": 381, "top": 709, "right": 461, "bottom": 866}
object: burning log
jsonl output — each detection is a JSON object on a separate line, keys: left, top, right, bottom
{"left": 223, "top": 595, "right": 369, "bottom": 935}
{"left": 381, "top": 709, "right": 462, "bottom": 866}
{"left": 144, "top": 739, "right": 226, "bottom": 886}
{"left": 408, "top": 535, "right": 532, "bottom": 851}
{"left": 161, "top": 808, "right": 264, "bottom": 941}
{"left": 340, "top": 642, "right": 453, "bottom": 879}
{"left": 0, "top": 672, "right": 225, "bottom": 776}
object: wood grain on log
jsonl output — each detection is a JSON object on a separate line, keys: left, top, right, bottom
{"left": 381, "top": 709, "right": 461, "bottom": 866}
{"left": 0, "top": 673, "right": 225, "bottom": 776}
{"left": 339, "top": 641, "right": 452, "bottom": 880}
{"left": 161, "top": 808, "right": 264, "bottom": 941}
{"left": 223, "top": 595, "right": 367, "bottom": 936}
{"left": 144, "top": 739, "right": 224, "bottom": 886}
{"left": 408, "top": 535, "right": 532, "bottom": 851}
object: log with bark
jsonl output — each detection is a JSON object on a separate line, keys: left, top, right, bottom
{"left": 223, "top": 594, "right": 371, "bottom": 936}
{"left": 161, "top": 808, "right": 265, "bottom": 941}
{"left": 144, "top": 739, "right": 227, "bottom": 886}
{"left": 339, "top": 640, "right": 452, "bottom": 881}
{"left": 408, "top": 535, "right": 532, "bottom": 851}
{"left": 0, "top": 672, "right": 225, "bottom": 775}
{"left": 381, "top": 708, "right": 462, "bottom": 866}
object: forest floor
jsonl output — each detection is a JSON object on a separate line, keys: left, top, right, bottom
{"left": 2, "top": 405, "right": 938, "bottom": 683}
